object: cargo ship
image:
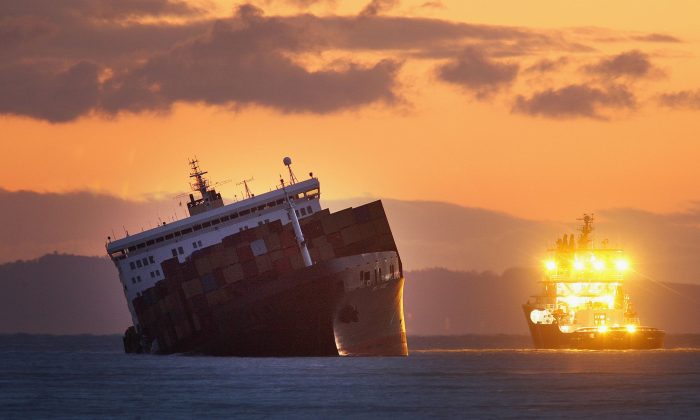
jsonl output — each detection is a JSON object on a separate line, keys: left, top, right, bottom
{"left": 106, "top": 158, "right": 408, "bottom": 356}
{"left": 523, "top": 214, "right": 665, "bottom": 349}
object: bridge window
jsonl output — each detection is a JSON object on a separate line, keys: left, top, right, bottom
{"left": 211, "top": 218, "right": 220, "bottom": 225}
{"left": 136, "top": 260, "right": 142, "bottom": 268}
{"left": 202, "top": 221, "right": 211, "bottom": 228}
{"left": 165, "top": 234, "right": 174, "bottom": 240}
{"left": 130, "top": 262, "right": 136, "bottom": 270}
{"left": 178, "top": 247, "right": 184, "bottom": 255}
{"left": 300, "top": 207, "right": 307, "bottom": 216}
{"left": 193, "top": 224, "right": 202, "bottom": 231}
{"left": 182, "top": 227, "right": 193, "bottom": 234}
{"left": 171, "top": 248, "right": 177, "bottom": 257}
{"left": 142, "top": 257, "right": 148, "bottom": 266}
{"left": 149, "top": 256, "right": 155, "bottom": 264}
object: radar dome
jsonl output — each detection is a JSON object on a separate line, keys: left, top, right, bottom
{"left": 283, "top": 157, "right": 292, "bottom": 166}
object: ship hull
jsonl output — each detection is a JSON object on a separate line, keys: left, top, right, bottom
{"left": 523, "top": 304, "right": 665, "bottom": 350}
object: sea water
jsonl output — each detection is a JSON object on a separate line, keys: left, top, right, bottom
{"left": 1, "top": 335, "right": 699, "bottom": 418}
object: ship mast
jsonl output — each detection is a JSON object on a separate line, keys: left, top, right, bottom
{"left": 189, "top": 158, "right": 210, "bottom": 199}
{"left": 577, "top": 213, "right": 594, "bottom": 250}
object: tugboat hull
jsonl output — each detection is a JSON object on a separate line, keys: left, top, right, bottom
{"left": 523, "top": 304, "right": 665, "bottom": 350}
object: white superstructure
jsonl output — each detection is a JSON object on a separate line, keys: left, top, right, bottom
{"left": 106, "top": 159, "right": 322, "bottom": 325}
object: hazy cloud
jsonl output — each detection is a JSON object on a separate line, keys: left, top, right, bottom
{"left": 524, "top": 56, "right": 569, "bottom": 73}
{"left": 658, "top": 89, "right": 700, "bottom": 110}
{"left": 436, "top": 47, "right": 519, "bottom": 98}
{"left": 633, "top": 33, "right": 682, "bottom": 43}
{"left": 513, "top": 84, "right": 635, "bottom": 119}
{"left": 585, "top": 50, "right": 655, "bottom": 79}
{"left": 360, "top": 0, "right": 400, "bottom": 17}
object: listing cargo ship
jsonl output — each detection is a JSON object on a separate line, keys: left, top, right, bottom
{"left": 523, "top": 214, "right": 665, "bottom": 350}
{"left": 106, "top": 158, "right": 408, "bottom": 356}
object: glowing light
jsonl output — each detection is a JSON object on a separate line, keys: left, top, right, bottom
{"left": 545, "top": 260, "right": 557, "bottom": 271}
{"left": 626, "top": 325, "right": 637, "bottom": 333}
{"left": 573, "top": 260, "right": 585, "bottom": 270}
{"left": 593, "top": 260, "right": 605, "bottom": 271}
{"left": 597, "top": 325, "right": 609, "bottom": 333}
{"left": 615, "top": 259, "right": 630, "bottom": 271}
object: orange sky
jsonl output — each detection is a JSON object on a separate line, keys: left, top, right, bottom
{"left": 2, "top": 0, "right": 699, "bottom": 220}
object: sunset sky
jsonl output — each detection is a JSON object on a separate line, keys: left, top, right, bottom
{"left": 2, "top": 0, "right": 700, "bottom": 221}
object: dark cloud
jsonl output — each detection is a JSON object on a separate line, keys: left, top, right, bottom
{"left": 633, "top": 33, "right": 682, "bottom": 43}
{"left": 0, "top": 61, "right": 100, "bottom": 122}
{"left": 436, "top": 47, "right": 518, "bottom": 98}
{"left": 100, "top": 6, "right": 402, "bottom": 115}
{"left": 585, "top": 50, "right": 655, "bottom": 79}
{"left": 0, "top": 0, "right": 202, "bottom": 20}
{"left": 658, "top": 89, "right": 700, "bottom": 110}
{"left": 360, "top": 0, "right": 400, "bottom": 17}
{"left": 0, "top": 0, "right": 659, "bottom": 122}
{"left": 512, "top": 84, "right": 636, "bottom": 119}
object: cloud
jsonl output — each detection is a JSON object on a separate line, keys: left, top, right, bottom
{"left": 585, "top": 50, "right": 655, "bottom": 79}
{"left": 524, "top": 56, "right": 569, "bottom": 73}
{"left": 0, "top": 1, "right": 677, "bottom": 122}
{"left": 0, "top": 61, "right": 100, "bottom": 122}
{"left": 633, "top": 33, "right": 682, "bottom": 43}
{"left": 658, "top": 89, "right": 700, "bottom": 110}
{"left": 419, "top": 1, "right": 445, "bottom": 9}
{"left": 101, "top": 6, "right": 402, "bottom": 115}
{"left": 360, "top": 0, "right": 400, "bottom": 17}
{"left": 436, "top": 47, "right": 519, "bottom": 98}
{"left": 512, "top": 84, "right": 635, "bottom": 119}
{"left": 1, "top": 0, "right": 202, "bottom": 20}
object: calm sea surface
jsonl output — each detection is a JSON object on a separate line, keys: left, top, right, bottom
{"left": 1, "top": 335, "right": 699, "bottom": 419}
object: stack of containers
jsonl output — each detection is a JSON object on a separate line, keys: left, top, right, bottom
{"left": 132, "top": 200, "right": 398, "bottom": 353}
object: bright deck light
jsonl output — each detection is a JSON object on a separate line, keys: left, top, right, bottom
{"left": 597, "top": 325, "right": 609, "bottom": 333}
{"left": 545, "top": 260, "right": 557, "bottom": 271}
{"left": 573, "top": 260, "right": 585, "bottom": 270}
{"left": 626, "top": 325, "right": 637, "bottom": 333}
{"left": 593, "top": 260, "right": 605, "bottom": 271}
{"left": 615, "top": 259, "right": 630, "bottom": 271}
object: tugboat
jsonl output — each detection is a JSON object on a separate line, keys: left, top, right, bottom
{"left": 523, "top": 214, "right": 665, "bottom": 349}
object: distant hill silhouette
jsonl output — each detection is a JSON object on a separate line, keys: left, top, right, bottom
{"left": 0, "top": 254, "right": 131, "bottom": 334}
{"left": 2, "top": 190, "right": 699, "bottom": 287}
{"left": 1, "top": 255, "right": 698, "bottom": 335}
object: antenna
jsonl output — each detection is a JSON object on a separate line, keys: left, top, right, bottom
{"left": 237, "top": 177, "right": 255, "bottom": 199}
{"left": 283, "top": 156, "right": 298, "bottom": 184}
